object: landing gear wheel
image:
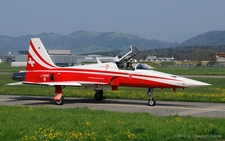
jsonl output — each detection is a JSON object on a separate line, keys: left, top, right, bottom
{"left": 147, "top": 88, "right": 156, "bottom": 106}
{"left": 55, "top": 96, "right": 64, "bottom": 105}
{"left": 148, "top": 99, "right": 156, "bottom": 106}
{"left": 95, "top": 90, "right": 103, "bottom": 101}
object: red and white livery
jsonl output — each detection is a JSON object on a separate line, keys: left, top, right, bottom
{"left": 10, "top": 38, "right": 210, "bottom": 106}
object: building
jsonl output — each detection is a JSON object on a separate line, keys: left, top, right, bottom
{"left": 9, "top": 49, "right": 114, "bottom": 67}
{"left": 48, "top": 50, "right": 71, "bottom": 55}
{"left": 146, "top": 55, "right": 174, "bottom": 62}
{"left": 215, "top": 53, "right": 225, "bottom": 62}
{"left": 0, "top": 54, "right": 15, "bottom": 64}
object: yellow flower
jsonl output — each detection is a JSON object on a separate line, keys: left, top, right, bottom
{"left": 175, "top": 117, "right": 182, "bottom": 122}
{"left": 86, "top": 121, "right": 91, "bottom": 125}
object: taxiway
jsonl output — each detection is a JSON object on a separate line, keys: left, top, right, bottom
{"left": 0, "top": 95, "right": 224, "bottom": 117}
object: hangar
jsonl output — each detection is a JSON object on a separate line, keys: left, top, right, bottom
{"left": 7, "top": 49, "right": 114, "bottom": 67}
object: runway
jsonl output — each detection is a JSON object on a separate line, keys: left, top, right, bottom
{"left": 0, "top": 95, "right": 225, "bottom": 117}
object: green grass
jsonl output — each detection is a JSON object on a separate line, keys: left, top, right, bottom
{"left": 155, "top": 67, "right": 225, "bottom": 75}
{"left": 1, "top": 66, "right": 225, "bottom": 140}
{"left": 139, "top": 62, "right": 225, "bottom": 75}
{"left": 0, "top": 106, "right": 224, "bottom": 141}
{"left": 0, "top": 63, "right": 25, "bottom": 72}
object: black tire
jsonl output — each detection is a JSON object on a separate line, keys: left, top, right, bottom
{"left": 55, "top": 96, "right": 64, "bottom": 105}
{"left": 148, "top": 99, "right": 156, "bottom": 106}
{"left": 94, "top": 90, "right": 103, "bottom": 101}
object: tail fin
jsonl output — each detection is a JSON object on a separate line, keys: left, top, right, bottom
{"left": 26, "top": 38, "right": 57, "bottom": 70}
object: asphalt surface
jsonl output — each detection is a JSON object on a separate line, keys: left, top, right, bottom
{"left": 0, "top": 95, "right": 225, "bottom": 117}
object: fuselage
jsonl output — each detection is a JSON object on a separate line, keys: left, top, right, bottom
{"left": 13, "top": 62, "right": 210, "bottom": 90}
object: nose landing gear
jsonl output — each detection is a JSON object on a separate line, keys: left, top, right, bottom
{"left": 147, "top": 88, "right": 156, "bottom": 106}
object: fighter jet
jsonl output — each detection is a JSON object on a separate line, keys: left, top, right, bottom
{"left": 9, "top": 38, "right": 210, "bottom": 106}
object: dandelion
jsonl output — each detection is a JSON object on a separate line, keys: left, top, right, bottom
{"left": 209, "top": 122, "right": 216, "bottom": 127}
{"left": 22, "top": 135, "right": 28, "bottom": 141}
{"left": 221, "top": 98, "right": 225, "bottom": 102}
{"left": 117, "top": 120, "right": 126, "bottom": 125}
{"left": 86, "top": 121, "right": 91, "bottom": 125}
{"left": 123, "top": 130, "right": 136, "bottom": 139}
{"left": 175, "top": 117, "right": 182, "bottom": 122}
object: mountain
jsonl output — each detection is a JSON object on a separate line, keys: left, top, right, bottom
{"left": 0, "top": 31, "right": 178, "bottom": 55}
{"left": 1, "top": 30, "right": 225, "bottom": 56}
{"left": 180, "top": 30, "right": 225, "bottom": 46}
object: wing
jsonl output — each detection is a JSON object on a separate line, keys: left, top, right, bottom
{"left": 8, "top": 81, "right": 109, "bottom": 87}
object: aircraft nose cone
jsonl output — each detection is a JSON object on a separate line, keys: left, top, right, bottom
{"left": 184, "top": 79, "right": 211, "bottom": 87}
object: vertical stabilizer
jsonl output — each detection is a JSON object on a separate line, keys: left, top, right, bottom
{"left": 26, "top": 38, "right": 57, "bottom": 70}
{"left": 96, "top": 57, "right": 102, "bottom": 64}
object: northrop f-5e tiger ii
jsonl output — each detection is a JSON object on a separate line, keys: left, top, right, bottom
{"left": 9, "top": 38, "right": 210, "bottom": 106}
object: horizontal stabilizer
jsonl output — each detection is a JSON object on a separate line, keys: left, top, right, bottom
{"left": 7, "top": 82, "right": 24, "bottom": 86}
{"left": 23, "top": 81, "right": 83, "bottom": 86}
{"left": 22, "top": 81, "right": 109, "bottom": 86}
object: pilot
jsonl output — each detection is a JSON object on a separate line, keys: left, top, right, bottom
{"left": 126, "top": 62, "right": 134, "bottom": 70}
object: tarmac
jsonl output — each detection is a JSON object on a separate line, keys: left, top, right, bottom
{"left": 0, "top": 95, "right": 225, "bottom": 117}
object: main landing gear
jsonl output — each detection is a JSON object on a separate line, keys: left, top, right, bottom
{"left": 147, "top": 88, "right": 156, "bottom": 106}
{"left": 54, "top": 85, "right": 65, "bottom": 105}
{"left": 53, "top": 85, "right": 104, "bottom": 105}
{"left": 94, "top": 90, "right": 104, "bottom": 101}
{"left": 55, "top": 96, "right": 64, "bottom": 105}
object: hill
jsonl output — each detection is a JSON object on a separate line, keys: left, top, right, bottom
{"left": 1, "top": 30, "right": 225, "bottom": 56}
{"left": 0, "top": 31, "right": 177, "bottom": 55}
{"left": 180, "top": 30, "right": 225, "bottom": 46}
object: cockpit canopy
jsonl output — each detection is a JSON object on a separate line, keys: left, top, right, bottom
{"left": 113, "top": 45, "right": 153, "bottom": 71}
{"left": 114, "top": 45, "right": 140, "bottom": 62}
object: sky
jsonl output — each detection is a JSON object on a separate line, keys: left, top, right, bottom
{"left": 0, "top": 0, "right": 225, "bottom": 43}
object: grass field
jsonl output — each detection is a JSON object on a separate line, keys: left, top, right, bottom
{"left": 156, "top": 67, "right": 225, "bottom": 75}
{"left": 0, "top": 106, "right": 224, "bottom": 141}
{"left": 1, "top": 64, "right": 225, "bottom": 140}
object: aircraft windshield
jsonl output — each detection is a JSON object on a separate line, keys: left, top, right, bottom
{"left": 135, "top": 63, "right": 152, "bottom": 70}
